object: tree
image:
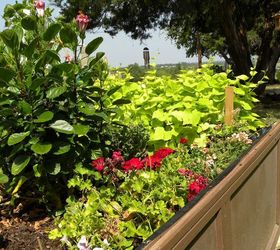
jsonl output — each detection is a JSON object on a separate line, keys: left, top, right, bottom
{"left": 51, "top": 0, "right": 280, "bottom": 94}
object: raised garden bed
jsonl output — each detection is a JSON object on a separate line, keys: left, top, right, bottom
{"left": 140, "top": 122, "right": 280, "bottom": 250}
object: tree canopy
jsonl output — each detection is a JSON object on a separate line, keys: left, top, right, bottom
{"left": 51, "top": 0, "right": 280, "bottom": 93}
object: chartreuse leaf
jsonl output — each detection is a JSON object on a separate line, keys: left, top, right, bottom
{"left": 50, "top": 120, "right": 74, "bottom": 134}
{"left": 8, "top": 132, "right": 30, "bottom": 146}
{"left": 34, "top": 111, "right": 54, "bottom": 123}
{"left": 31, "top": 142, "right": 52, "bottom": 155}
{"left": 85, "top": 37, "right": 103, "bottom": 56}
{"left": 46, "top": 86, "right": 67, "bottom": 99}
{"left": 21, "top": 16, "right": 37, "bottom": 30}
{"left": 43, "top": 23, "right": 61, "bottom": 41}
{"left": 11, "top": 155, "right": 31, "bottom": 175}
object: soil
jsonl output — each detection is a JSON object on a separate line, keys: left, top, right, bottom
{"left": 0, "top": 205, "right": 64, "bottom": 250}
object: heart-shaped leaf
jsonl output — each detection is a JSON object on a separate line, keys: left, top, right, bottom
{"left": 21, "top": 16, "right": 37, "bottom": 30}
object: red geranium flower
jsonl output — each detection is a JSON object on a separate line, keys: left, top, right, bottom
{"left": 76, "top": 11, "right": 90, "bottom": 32}
{"left": 179, "top": 137, "right": 188, "bottom": 144}
{"left": 143, "top": 155, "right": 162, "bottom": 169}
{"left": 91, "top": 157, "right": 105, "bottom": 172}
{"left": 154, "top": 148, "right": 174, "bottom": 159}
{"left": 187, "top": 176, "right": 208, "bottom": 202}
{"left": 122, "top": 158, "right": 143, "bottom": 172}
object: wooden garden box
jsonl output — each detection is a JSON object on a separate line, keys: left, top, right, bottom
{"left": 139, "top": 122, "right": 280, "bottom": 250}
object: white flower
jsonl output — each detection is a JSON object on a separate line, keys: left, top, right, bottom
{"left": 103, "top": 239, "right": 110, "bottom": 246}
{"left": 77, "top": 236, "right": 91, "bottom": 250}
{"left": 92, "top": 248, "right": 103, "bottom": 250}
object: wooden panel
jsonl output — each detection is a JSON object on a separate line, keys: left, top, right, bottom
{"left": 143, "top": 123, "right": 280, "bottom": 250}
{"left": 184, "top": 215, "right": 218, "bottom": 250}
{"left": 230, "top": 147, "right": 277, "bottom": 250}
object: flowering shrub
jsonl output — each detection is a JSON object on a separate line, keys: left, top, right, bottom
{"left": 0, "top": 1, "right": 127, "bottom": 209}
{"left": 50, "top": 126, "right": 255, "bottom": 249}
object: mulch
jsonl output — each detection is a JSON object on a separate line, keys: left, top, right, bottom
{"left": 0, "top": 204, "right": 64, "bottom": 250}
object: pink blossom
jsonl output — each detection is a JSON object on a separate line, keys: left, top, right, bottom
{"left": 112, "top": 151, "right": 124, "bottom": 164}
{"left": 76, "top": 12, "right": 90, "bottom": 33}
{"left": 34, "top": 0, "right": 45, "bottom": 17}
{"left": 187, "top": 176, "right": 208, "bottom": 202}
{"left": 122, "top": 158, "right": 143, "bottom": 172}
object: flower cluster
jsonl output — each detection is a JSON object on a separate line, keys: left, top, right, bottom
{"left": 142, "top": 148, "right": 174, "bottom": 169}
{"left": 178, "top": 168, "right": 208, "bottom": 201}
{"left": 91, "top": 148, "right": 175, "bottom": 173}
{"left": 229, "top": 132, "right": 252, "bottom": 144}
{"left": 179, "top": 137, "right": 188, "bottom": 144}
{"left": 187, "top": 175, "right": 208, "bottom": 202}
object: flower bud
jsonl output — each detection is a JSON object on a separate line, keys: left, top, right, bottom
{"left": 76, "top": 11, "right": 90, "bottom": 33}
{"left": 34, "top": 0, "right": 45, "bottom": 17}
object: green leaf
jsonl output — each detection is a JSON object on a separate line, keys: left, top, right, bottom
{"left": 33, "top": 164, "right": 42, "bottom": 177}
{"left": 0, "top": 67, "right": 16, "bottom": 83}
{"left": 18, "top": 101, "right": 32, "bottom": 115}
{"left": 31, "top": 142, "right": 52, "bottom": 155}
{"left": 43, "top": 23, "right": 61, "bottom": 41}
{"left": 24, "top": 38, "right": 38, "bottom": 59}
{"left": 53, "top": 143, "right": 71, "bottom": 155}
{"left": 112, "top": 99, "right": 131, "bottom": 105}
{"left": 36, "top": 50, "right": 61, "bottom": 69}
{"left": 46, "top": 163, "right": 61, "bottom": 175}
{"left": 89, "top": 52, "right": 105, "bottom": 67}
{"left": 85, "top": 37, "right": 103, "bottom": 56}
{"left": 0, "top": 173, "right": 9, "bottom": 184}
{"left": 107, "top": 86, "right": 121, "bottom": 97}
{"left": 21, "top": 16, "right": 37, "bottom": 30}
{"left": 0, "top": 29, "right": 19, "bottom": 49}
{"left": 12, "top": 176, "right": 27, "bottom": 194}
{"left": 50, "top": 120, "right": 74, "bottom": 134}
{"left": 34, "top": 111, "right": 54, "bottom": 123}
{"left": 11, "top": 155, "right": 31, "bottom": 175}
{"left": 46, "top": 86, "right": 67, "bottom": 99}
{"left": 8, "top": 132, "right": 30, "bottom": 146}
{"left": 73, "top": 124, "right": 90, "bottom": 136}
{"left": 60, "top": 27, "right": 77, "bottom": 45}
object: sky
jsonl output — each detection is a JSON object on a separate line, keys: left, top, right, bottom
{"left": 0, "top": 0, "right": 198, "bottom": 67}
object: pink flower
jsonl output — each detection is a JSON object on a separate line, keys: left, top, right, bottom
{"left": 112, "top": 151, "right": 124, "bottom": 164}
{"left": 179, "top": 137, "right": 188, "bottom": 144}
{"left": 76, "top": 12, "right": 90, "bottom": 33}
{"left": 178, "top": 168, "right": 194, "bottom": 177}
{"left": 34, "top": 0, "right": 45, "bottom": 17}
{"left": 122, "top": 158, "right": 143, "bottom": 172}
{"left": 91, "top": 157, "right": 105, "bottom": 172}
{"left": 65, "top": 54, "right": 72, "bottom": 63}
{"left": 187, "top": 176, "right": 208, "bottom": 202}
{"left": 154, "top": 148, "right": 174, "bottom": 160}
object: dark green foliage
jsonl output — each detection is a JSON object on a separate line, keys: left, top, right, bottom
{"left": 0, "top": 2, "right": 119, "bottom": 210}
{"left": 103, "top": 124, "right": 149, "bottom": 159}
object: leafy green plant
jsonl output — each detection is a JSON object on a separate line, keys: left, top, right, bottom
{"left": 0, "top": 1, "right": 123, "bottom": 209}
{"left": 49, "top": 125, "right": 253, "bottom": 249}
{"left": 106, "top": 65, "right": 264, "bottom": 149}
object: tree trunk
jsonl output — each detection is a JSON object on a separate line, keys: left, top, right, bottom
{"left": 219, "top": 0, "right": 253, "bottom": 76}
